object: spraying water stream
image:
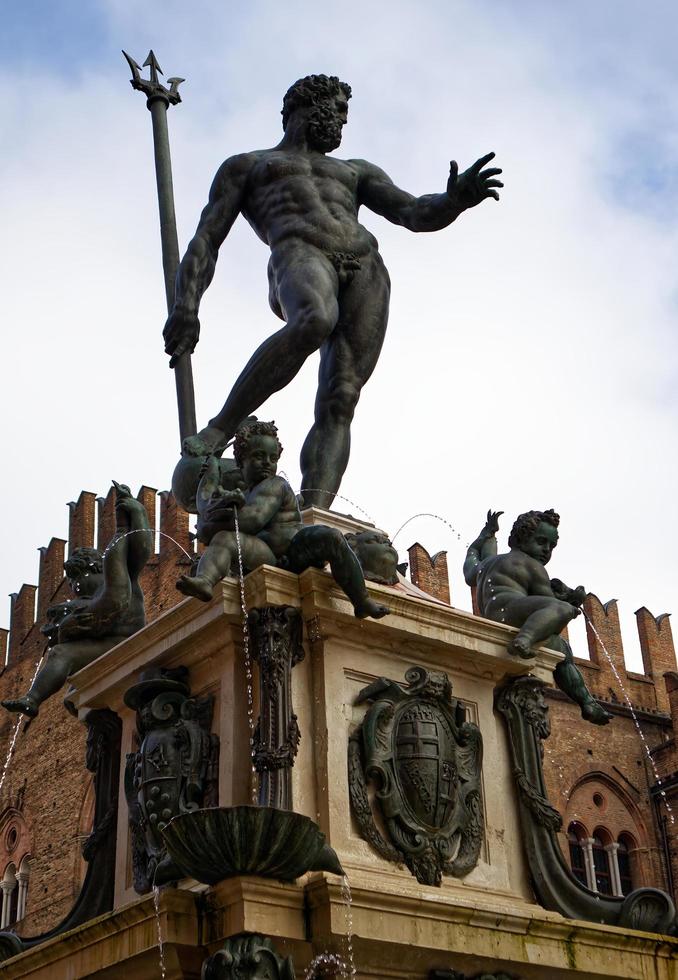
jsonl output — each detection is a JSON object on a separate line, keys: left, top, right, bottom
{"left": 582, "top": 610, "right": 674, "bottom": 824}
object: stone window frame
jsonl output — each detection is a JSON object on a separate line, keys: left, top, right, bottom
{"left": 563, "top": 771, "right": 649, "bottom": 893}
{"left": 0, "top": 853, "right": 29, "bottom": 929}
{"left": 567, "top": 821, "right": 589, "bottom": 888}
{"left": 566, "top": 818, "right": 637, "bottom": 898}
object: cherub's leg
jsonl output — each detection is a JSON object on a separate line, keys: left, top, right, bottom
{"left": 502, "top": 596, "right": 578, "bottom": 659}
{"left": 177, "top": 531, "right": 235, "bottom": 601}
{"left": 2, "top": 639, "right": 115, "bottom": 717}
{"left": 548, "top": 635, "right": 612, "bottom": 725}
{"left": 286, "top": 526, "right": 389, "bottom": 619}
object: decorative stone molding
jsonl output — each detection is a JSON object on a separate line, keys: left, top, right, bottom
{"left": 349, "top": 666, "right": 484, "bottom": 886}
{"left": 248, "top": 606, "right": 305, "bottom": 809}
{"left": 202, "top": 931, "right": 296, "bottom": 980}
{"left": 496, "top": 675, "right": 677, "bottom": 933}
{"left": 124, "top": 666, "right": 219, "bottom": 892}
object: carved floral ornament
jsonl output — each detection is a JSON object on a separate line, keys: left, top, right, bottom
{"left": 348, "top": 666, "right": 484, "bottom": 886}
{"left": 202, "top": 933, "right": 295, "bottom": 980}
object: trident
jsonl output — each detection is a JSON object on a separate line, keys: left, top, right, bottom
{"left": 123, "top": 50, "right": 197, "bottom": 445}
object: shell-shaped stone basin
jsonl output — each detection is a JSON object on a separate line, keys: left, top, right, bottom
{"left": 160, "top": 805, "right": 344, "bottom": 884}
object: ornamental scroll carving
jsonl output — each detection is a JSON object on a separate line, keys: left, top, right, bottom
{"left": 348, "top": 666, "right": 484, "bottom": 886}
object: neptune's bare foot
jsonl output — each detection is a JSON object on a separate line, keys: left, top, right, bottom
{"left": 354, "top": 597, "right": 390, "bottom": 619}
{"left": 182, "top": 425, "right": 227, "bottom": 458}
{"left": 177, "top": 574, "right": 214, "bottom": 602}
{"left": 2, "top": 695, "right": 39, "bottom": 718}
{"left": 508, "top": 634, "right": 535, "bottom": 659}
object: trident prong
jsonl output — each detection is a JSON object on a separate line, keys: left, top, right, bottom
{"left": 122, "top": 46, "right": 196, "bottom": 444}
{"left": 122, "top": 49, "right": 183, "bottom": 106}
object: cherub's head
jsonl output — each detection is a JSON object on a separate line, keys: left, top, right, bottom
{"left": 233, "top": 421, "right": 283, "bottom": 487}
{"left": 508, "top": 509, "right": 560, "bottom": 565}
{"left": 63, "top": 547, "right": 104, "bottom": 597}
{"left": 345, "top": 530, "right": 399, "bottom": 585}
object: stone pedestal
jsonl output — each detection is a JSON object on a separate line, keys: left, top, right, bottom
{"left": 1, "top": 518, "right": 677, "bottom": 978}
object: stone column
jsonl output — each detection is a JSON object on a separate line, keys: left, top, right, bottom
{"left": 584, "top": 838, "right": 597, "bottom": 892}
{"left": 0, "top": 880, "right": 14, "bottom": 929}
{"left": 16, "top": 871, "right": 29, "bottom": 920}
{"left": 606, "top": 842, "right": 622, "bottom": 896}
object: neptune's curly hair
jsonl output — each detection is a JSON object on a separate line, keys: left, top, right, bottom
{"left": 233, "top": 420, "right": 283, "bottom": 468}
{"left": 508, "top": 509, "right": 559, "bottom": 550}
{"left": 282, "top": 74, "right": 352, "bottom": 130}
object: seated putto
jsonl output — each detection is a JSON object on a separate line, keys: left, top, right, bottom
{"left": 464, "top": 509, "right": 611, "bottom": 726}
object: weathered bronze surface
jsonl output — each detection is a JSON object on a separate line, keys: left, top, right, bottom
{"left": 161, "top": 805, "right": 343, "bottom": 883}
{"left": 176, "top": 420, "right": 389, "bottom": 620}
{"left": 202, "top": 932, "right": 296, "bottom": 980}
{"left": 349, "top": 666, "right": 484, "bottom": 886}
{"left": 2, "top": 483, "right": 153, "bottom": 718}
{"left": 124, "top": 666, "right": 218, "bottom": 892}
{"left": 345, "top": 529, "right": 400, "bottom": 585}
{"left": 164, "top": 74, "right": 502, "bottom": 507}
{"left": 496, "top": 675, "right": 676, "bottom": 933}
{"left": 464, "top": 509, "right": 611, "bottom": 725}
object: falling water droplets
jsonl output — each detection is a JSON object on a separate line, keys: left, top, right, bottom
{"left": 391, "top": 512, "right": 468, "bottom": 548}
{"left": 102, "top": 527, "right": 192, "bottom": 562}
{"left": 297, "top": 489, "right": 374, "bottom": 523}
{"left": 233, "top": 506, "right": 258, "bottom": 804}
{"left": 152, "top": 885, "right": 167, "bottom": 980}
{"left": 583, "top": 611, "right": 675, "bottom": 825}
{"left": 0, "top": 651, "right": 46, "bottom": 797}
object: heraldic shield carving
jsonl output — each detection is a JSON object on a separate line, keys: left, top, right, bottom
{"left": 348, "top": 666, "right": 484, "bottom": 886}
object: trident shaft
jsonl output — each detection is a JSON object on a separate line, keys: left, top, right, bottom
{"left": 123, "top": 49, "right": 196, "bottom": 444}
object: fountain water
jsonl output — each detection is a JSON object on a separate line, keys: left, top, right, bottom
{"left": 233, "top": 506, "right": 258, "bottom": 804}
{"left": 583, "top": 611, "right": 675, "bottom": 824}
{"left": 152, "top": 884, "right": 167, "bottom": 980}
{"left": 0, "top": 651, "right": 46, "bottom": 797}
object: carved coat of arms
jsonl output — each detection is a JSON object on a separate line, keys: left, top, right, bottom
{"left": 348, "top": 666, "right": 484, "bottom": 886}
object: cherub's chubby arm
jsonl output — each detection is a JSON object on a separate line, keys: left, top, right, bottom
{"left": 550, "top": 578, "right": 586, "bottom": 609}
{"left": 233, "top": 477, "right": 286, "bottom": 536}
{"left": 355, "top": 155, "right": 502, "bottom": 233}
{"left": 463, "top": 510, "right": 503, "bottom": 585}
{"left": 164, "top": 152, "right": 257, "bottom": 368}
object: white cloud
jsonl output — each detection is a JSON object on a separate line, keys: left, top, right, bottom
{"left": 1, "top": 1, "right": 677, "bottom": 671}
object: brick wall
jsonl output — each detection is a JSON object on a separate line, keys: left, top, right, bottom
{"left": 0, "top": 485, "right": 194, "bottom": 933}
{"left": 407, "top": 543, "right": 450, "bottom": 604}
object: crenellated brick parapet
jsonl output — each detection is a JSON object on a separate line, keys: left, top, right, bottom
{"left": 407, "top": 542, "right": 450, "bottom": 604}
{"left": 575, "top": 594, "right": 676, "bottom": 715}
{"left": 1, "top": 486, "right": 196, "bottom": 669}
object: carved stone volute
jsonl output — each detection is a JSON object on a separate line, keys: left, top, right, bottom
{"left": 202, "top": 932, "right": 295, "bottom": 980}
{"left": 495, "top": 675, "right": 677, "bottom": 933}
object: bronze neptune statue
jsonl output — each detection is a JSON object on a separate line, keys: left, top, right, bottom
{"left": 164, "top": 74, "right": 502, "bottom": 507}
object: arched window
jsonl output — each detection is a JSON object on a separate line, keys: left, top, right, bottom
{"left": 1, "top": 863, "right": 17, "bottom": 928}
{"left": 618, "top": 834, "right": 635, "bottom": 897}
{"left": 591, "top": 829, "right": 613, "bottom": 895}
{"left": 567, "top": 822, "right": 588, "bottom": 887}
